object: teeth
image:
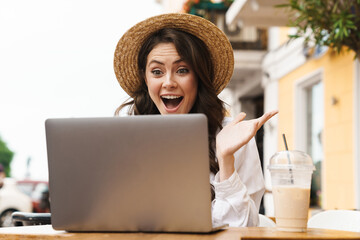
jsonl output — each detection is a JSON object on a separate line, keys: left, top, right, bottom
{"left": 161, "top": 95, "right": 181, "bottom": 99}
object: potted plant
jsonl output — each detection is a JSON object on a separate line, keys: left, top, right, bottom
{"left": 277, "top": 0, "right": 360, "bottom": 59}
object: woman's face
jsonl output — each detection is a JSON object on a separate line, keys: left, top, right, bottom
{"left": 145, "top": 43, "right": 198, "bottom": 115}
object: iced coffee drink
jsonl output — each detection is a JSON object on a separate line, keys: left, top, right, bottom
{"left": 273, "top": 186, "right": 310, "bottom": 231}
{"left": 268, "top": 151, "right": 315, "bottom": 232}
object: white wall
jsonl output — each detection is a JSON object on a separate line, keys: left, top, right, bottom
{"left": 0, "top": 0, "right": 163, "bottom": 180}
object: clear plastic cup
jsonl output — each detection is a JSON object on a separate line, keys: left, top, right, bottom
{"left": 268, "top": 150, "right": 315, "bottom": 232}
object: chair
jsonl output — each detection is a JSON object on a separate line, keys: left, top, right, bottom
{"left": 258, "top": 214, "right": 276, "bottom": 227}
{"left": 307, "top": 210, "right": 360, "bottom": 232}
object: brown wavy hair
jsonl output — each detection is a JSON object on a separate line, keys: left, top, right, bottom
{"left": 115, "top": 28, "right": 226, "bottom": 198}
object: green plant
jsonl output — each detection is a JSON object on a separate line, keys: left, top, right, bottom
{"left": 182, "top": 0, "right": 233, "bottom": 14}
{"left": 277, "top": 0, "right": 360, "bottom": 58}
{"left": 0, "top": 136, "right": 14, "bottom": 177}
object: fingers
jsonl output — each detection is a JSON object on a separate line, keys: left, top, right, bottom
{"left": 232, "top": 112, "right": 246, "bottom": 125}
{"left": 264, "top": 110, "right": 279, "bottom": 120}
{"left": 231, "top": 110, "right": 278, "bottom": 128}
{"left": 257, "top": 110, "right": 278, "bottom": 129}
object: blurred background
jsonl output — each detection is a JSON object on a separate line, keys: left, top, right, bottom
{"left": 0, "top": 0, "right": 359, "bottom": 227}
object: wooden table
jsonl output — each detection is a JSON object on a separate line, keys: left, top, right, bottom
{"left": 1, "top": 225, "right": 360, "bottom": 240}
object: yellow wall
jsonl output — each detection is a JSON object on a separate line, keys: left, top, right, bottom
{"left": 278, "top": 49, "right": 356, "bottom": 209}
{"left": 278, "top": 27, "right": 291, "bottom": 46}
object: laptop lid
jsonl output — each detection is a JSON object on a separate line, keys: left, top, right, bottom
{"left": 45, "top": 114, "right": 214, "bottom": 232}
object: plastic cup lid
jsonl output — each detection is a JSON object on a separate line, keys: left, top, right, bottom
{"left": 267, "top": 150, "right": 315, "bottom": 171}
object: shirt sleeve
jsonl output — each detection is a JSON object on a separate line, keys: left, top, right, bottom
{"left": 211, "top": 137, "right": 265, "bottom": 227}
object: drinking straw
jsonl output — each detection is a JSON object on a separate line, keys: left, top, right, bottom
{"left": 282, "top": 134, "right": 294, "bottom": 184}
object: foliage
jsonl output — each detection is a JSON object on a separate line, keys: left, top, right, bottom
{"left": 0, "top": 136, "right": 14, "bottom": 177}
{"left": 277, "top": 0, "right": 360, "bottom": 58}
{"left": 182, "top": 0, "right": 233, "bottom": 13}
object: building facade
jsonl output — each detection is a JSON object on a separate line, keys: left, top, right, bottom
{"left": 159, "top": 0, "right": 360, "bottom": 216}
{"left": 263, "top": 39, "right": 360, "bottom": 214}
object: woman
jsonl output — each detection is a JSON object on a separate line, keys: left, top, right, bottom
{"left": 113, "top": 13, "right": 277, "bottom": 227}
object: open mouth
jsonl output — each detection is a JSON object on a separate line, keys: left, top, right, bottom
{"left": 161, "top": 95, "right": 183, "bottom": 110}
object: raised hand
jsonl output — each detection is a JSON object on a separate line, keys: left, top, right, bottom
{"left": 216, "top": 110, "right": 278, "bottom": 181}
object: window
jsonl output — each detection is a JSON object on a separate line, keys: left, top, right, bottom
{"left": 295, "top": 70, "right": 324, "bottom": 208}
{"left": 306, "top": 81, "right": 323, "bottom": 207}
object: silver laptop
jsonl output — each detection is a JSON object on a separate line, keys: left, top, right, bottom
{"left": 45, "top": 114, "right": 224, "bottom": 233}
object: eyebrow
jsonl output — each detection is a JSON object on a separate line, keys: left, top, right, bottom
{"left": 147, "top": 58, "right": 184, "bottom": 67}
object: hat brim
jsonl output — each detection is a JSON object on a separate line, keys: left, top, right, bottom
{"left": 114, "top": 13, "right": 234, "bottom": 96}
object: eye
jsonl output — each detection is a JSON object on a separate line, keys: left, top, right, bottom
{"left": 177, "top": 68, "right": 189, "bottom": 75}
{"left": 151, "top": 69, "right": 163, "bottom": 76}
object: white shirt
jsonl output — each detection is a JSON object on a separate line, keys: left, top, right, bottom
{"left": 210, "top": 117, "right": 265, "bottom": 227}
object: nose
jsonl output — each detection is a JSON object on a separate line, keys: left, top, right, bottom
{"left": 162, "top": 73, "right": 177, "bottom": 89}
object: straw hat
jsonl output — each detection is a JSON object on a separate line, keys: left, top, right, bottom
{"left": 114, "top": 13, "right": 234, "bottom": 96}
